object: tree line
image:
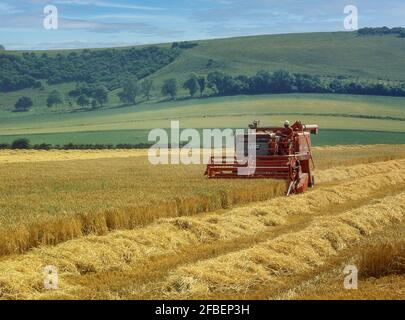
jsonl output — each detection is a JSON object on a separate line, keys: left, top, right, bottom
{"left": 119, "top": 76, "right": 205, "bottom": 102}
{"left": 357, "top": 27, "right": 405, "bottom": 38}
{"left": 13, "top": 84, "right": 110, "bottom": 112}
{"left": 160, "top": 70, "right": 405, "bottom": 100}
{"left": 12, "top": 69, "right": 405, "bottom": 112}
{"left": 0, "top": 138, "right": 152, "bottom": 150}
{"left": 0, "top": 46, "right": 180, "bottom": 92}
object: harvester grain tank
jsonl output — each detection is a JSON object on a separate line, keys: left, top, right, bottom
{"left": 205, "top": 121, "right": 319, "bottom": 196}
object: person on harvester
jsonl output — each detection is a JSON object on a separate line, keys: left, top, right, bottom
{"left": 279, "top": 120, "right": 294, "bottom": 155}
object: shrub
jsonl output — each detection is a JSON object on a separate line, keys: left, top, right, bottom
{"left": 34, "top": 143, "right": 52, "bottom": 150}
{"left": 14, "top": 96, "right": 33, "bottom": 112}
{"left": 11, "top": 138, "right": 30, "bottom": 149}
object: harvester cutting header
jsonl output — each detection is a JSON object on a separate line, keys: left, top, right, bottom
{"left": 205, "top": 120, "right": 319, "bottom": 196}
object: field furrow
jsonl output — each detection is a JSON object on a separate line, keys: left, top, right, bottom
{"left": 156, "top": 191, "right": 405, "bottom": 299}
{"left": 271, "top": 226, "right": 405, "bottom": 300}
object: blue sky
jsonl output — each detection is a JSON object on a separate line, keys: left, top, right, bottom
{"left": 1, "top": 0, "right": 404, "bottom": 50}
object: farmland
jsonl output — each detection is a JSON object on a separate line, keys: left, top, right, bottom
{"left": 1, "top": 29, "right": 405, "bottom": 301}
{"left": 2, "top": 31, "right": 405, "bottom": 147}
{"left": 3, "top": 31, "right": 405, "bottom": 113}
{"left": 1, "top": 93, "right": 405, "bottom": 146}
{"left": 0, "top": 145, "right": 404, "bottom": 299}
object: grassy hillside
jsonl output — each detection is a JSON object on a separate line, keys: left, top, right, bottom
{"left": 20, "top": 32, "right": 400, "bottom": 85}
{"left": 2, "top": 31, "right": 405, "bottom": 112}
{"left": 0, "top": 94, "right": 404, "bottom": 145}
{"left": 1, "top": 31, "right": 405, "bottom": 145}
{"left": 148, "top": 32, "right": 405, "bottom": 86}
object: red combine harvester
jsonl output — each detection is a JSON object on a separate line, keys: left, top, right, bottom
{"left": 205, "top": 120, "right": 319, "bottom": 196}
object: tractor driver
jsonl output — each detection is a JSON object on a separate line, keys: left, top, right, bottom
{"left": 279, "top": 120, "right": 293, "bottom": 155}
{"left": 283, "top": 120, "right": 293, "bottom": 136}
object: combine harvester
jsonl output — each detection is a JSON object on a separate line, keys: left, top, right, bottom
{"left": 205, "top": 120, "right": 319, "bottom": 196}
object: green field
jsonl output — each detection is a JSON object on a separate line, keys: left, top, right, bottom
{"left": 0, "top": 93, "right": 404, "bottom": 145}
{"left": 1, "top": 129, "right": 405, "bottom": 146}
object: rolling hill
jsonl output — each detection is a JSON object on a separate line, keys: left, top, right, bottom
{"left": 148, "top": 32, "right": 405, "bottom": 85}
{"left": 1, "top": 31, "right": 405, "bottom": 146}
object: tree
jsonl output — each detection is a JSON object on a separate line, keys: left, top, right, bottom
{"left": 197, "top": 76, "right": 206, "bottom": 97}
{"left": 207, "top": 71, "right": 225, "bottom": 94}
{"left": 358, "top": 26, "right": 405, "bottom": 37}
{"left": 161, "top": 79, "right": 178, "bottom": 99}
{"left": 33, "top": 81, "right": 43, "bottom": 90}
{"left": 183, "top": 74, "right": 200, "bottom": 97}
{"left": 93, "top": 86, "right": 108, "bottom": 106}
{"left": 295, "top": 74, "right": 323, "bottom": 93}
{"left": 234, "top": 75, "right": 250, "bottom": 94}
{"left": 345, "top": 82, "right": 365, "bottom": 94}
{"left": 118, "top": 80, "right": 140, "bottom": 104}
{"left": 46, "top": 90, "right": 63, "bottom": 108}
{"left": 0, "top": 45, "right": 4, "bottom": 50}
{"left": 91, "top": 99, "right": 98, "bottom": 109}
{"left": 329, "top": 79, "right": 344, "bottom": 93}
{"left": 250, "top": 70, "right": 272, "bottom": 94}
{"left": 77, "top": 95, "right": 89, "bottom": 108}
{"left": 172, "top": 41, "right": 198, "bottom": 49}
{"left": 271, "top": 70, "right": 296, "bottom": 93}
{"left": 207, "top": 72, "right": 241, "bottom": 95}
{"left": 14, "top": 96, "right": 33, "bottom": 112}
{"left": 141, "top": 79, "right": 153, "bottom": 100}
{"left": 11, "top": 138, "right": 30, "bottom": 149}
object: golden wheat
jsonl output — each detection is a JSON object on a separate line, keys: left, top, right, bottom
{"left": 283, "top": 227, "right": 405, "bottom": 300}
{"left": 1, "top": 146, "right": 402, "bottom": 256}
{"left": 0, "top": 161, "right": 404, "bottom": 299}
{"left": 0, "top": 146, "right": 404, "bottom": 299}
{"left": 0, "top": 155, "right": 286, "bottom": 256}
{"left": 0, "top": 149, "right": 150, "bottom": 164}
{"left": 161, "top": 192, "right": 405, "bottom": 299}
{"left": 358, "top": 241, "right": 405, "bottom": 278}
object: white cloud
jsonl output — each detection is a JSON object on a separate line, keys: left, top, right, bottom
{"left": 54, "top": 0, "right": 164, "bottom": 11}
{"left": 0, "top": 3, "right": 21, "bottom": 14}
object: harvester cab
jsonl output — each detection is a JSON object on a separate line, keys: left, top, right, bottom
{"left": 205, "top": 121, "right": 319, "bottom": 196}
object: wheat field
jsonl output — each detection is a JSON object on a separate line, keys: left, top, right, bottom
{"left": 0, "top": 145, "right": 404, "bottom": 300}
